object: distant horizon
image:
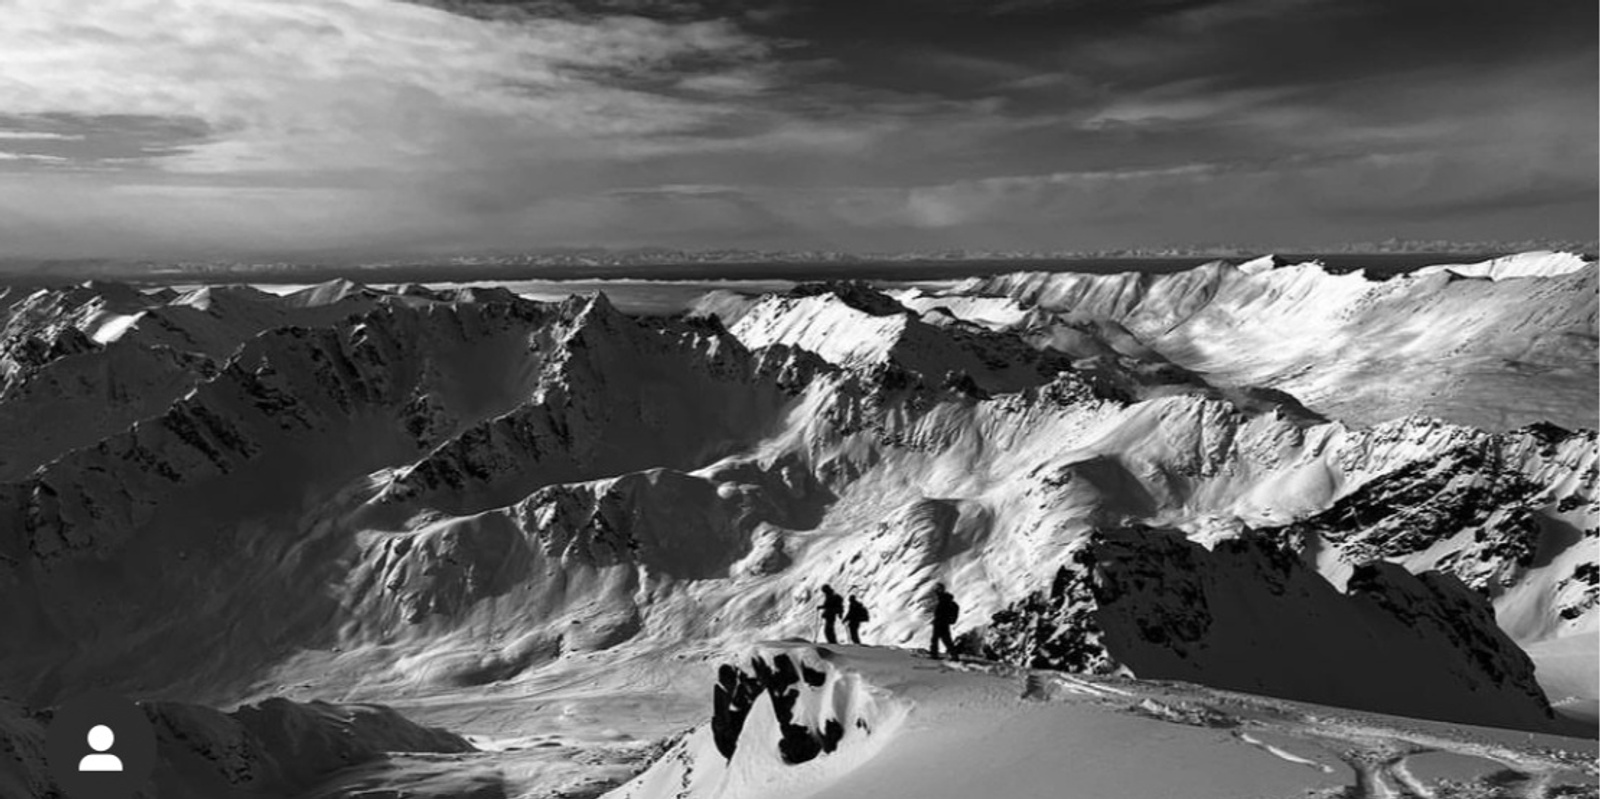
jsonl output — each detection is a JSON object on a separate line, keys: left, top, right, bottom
{"left": 1, "top": 237, "right": 1595, "bottom": 272}
{"left": 2, "top": 243, "right": 1593, "bottom": 289}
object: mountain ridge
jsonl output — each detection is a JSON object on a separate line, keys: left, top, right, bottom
{"left": 0, "top": 262, "right": 1592, "bottom": 799}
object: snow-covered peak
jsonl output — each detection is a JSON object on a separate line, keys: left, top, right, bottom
{"left": 279, "top": 277, "right": 383, "bottom": 308}
{"left": 729, "top": 289, "right": 910, "bottom": 367}
{"left": 1417, "top": 250, "right": 1593, "bottom": 281}
{"left": 1235, "top": 253, "right": 1308, "bottom": 274}
{"left": 724, "top": 283, "right": 1090, "bottom": 397}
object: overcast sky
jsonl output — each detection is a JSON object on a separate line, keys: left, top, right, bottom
{"left": 0, "top": 0, "right": 1594, "bottom": 259}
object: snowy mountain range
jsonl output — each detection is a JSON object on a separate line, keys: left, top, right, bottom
{"left": 0, "top": 251, "right": 1594, "bottom": 798}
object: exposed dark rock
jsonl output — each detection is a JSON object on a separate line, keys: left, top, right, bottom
{"left": 709, "top": 654, "right": 844, "bottom": 764}
{"left": 1281, "top": 441, "right": 1550, "bottom": 591}
{"left": 974, "top": 526, "right": 1556, "bottom": 732}
{"left": 1557, "top": 562, "right": 1600, "bottom": 620}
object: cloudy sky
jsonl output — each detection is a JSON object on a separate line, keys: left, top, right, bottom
{"left": 1, "top": 0, "right": 1594, "bottom": 259}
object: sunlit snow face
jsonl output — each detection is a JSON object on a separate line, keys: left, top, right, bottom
{"left": 0, "top": 0, "right": 1594, "bottom": 259}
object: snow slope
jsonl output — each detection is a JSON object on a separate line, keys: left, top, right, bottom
{"left": 608, "top": 643, "right": 1598, "bottom": 799}
{"left": 1416, "top": 251, "right": 1594, "bottom": 280}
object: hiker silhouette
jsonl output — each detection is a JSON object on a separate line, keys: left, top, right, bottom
{"left": 928, "top": 582, "right": 960, "bottom": 659}
{"left": 818, "top": 585, "right": 844, "bottom": 644}
{"left": 845, "top": 595, "right": 870, "bottom": 645}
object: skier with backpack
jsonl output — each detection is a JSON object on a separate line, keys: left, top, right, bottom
{"left": 928, "top": 582, "right": 960, "bottom": 660}
{"left": 845, "top": 594, "right": 870, "bottom": 645}
{"left": 817, "top": 584, "right": 844, "bottom": 644}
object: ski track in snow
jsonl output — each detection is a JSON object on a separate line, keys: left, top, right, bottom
{"left": 1251, "top": 706, "right": 1591, "bottom": 799}
{"left": 981, "top": 650, "right": 1594, "bottom": 799}
{"left": 1237, "top": 731, "right": 1337, "bottom": 773}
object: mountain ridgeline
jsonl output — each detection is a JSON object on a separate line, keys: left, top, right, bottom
{"left": 0, "top": 254, "right": 1594, "bottom": 744}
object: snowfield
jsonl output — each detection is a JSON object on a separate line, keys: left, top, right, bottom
{"left": 0, "top": 252, "right": 1594, "bottom": 798}
{"left": 607, "top": 642, "right": 1596, "bottom": 799}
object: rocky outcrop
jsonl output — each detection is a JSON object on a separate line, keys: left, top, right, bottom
{"left": 1556, "top": 561, "right": 1600, "bottom": 621}
{"left": 712, "top": 653, "right": 841, "bottom": 763}
{"left": 610, "top": 644, "right": 903, "bottom": 799}
{"left": 1270, "top": 421, "right": 1599, "bottom": 638}
{"left": 1288, "top": 436, "right": 1548, "bottom": 590}
{"left": 976, "top": 526, "right": 1557, "bottom": 732}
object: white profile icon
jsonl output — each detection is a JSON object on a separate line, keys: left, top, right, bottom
{"left": 77, "top": 724, "right": 123, "bottom": 772}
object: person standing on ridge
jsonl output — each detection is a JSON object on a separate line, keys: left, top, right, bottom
{"left": 845, "top": 594, "right": 870, "bottom": 645}
{"left": 928, "top": 582, "right": 960, "bottom": 660}
{"left": 818, "top": 584, "right": 844, "bottom": 644}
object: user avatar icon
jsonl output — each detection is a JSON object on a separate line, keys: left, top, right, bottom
{"left": 46, "top": 690, "right": 154, "bottom": 799}
{"left": 77, "top": 725, "right": 123, "bottom": 772}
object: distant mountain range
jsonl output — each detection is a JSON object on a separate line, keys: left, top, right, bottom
{"left": 0, "top": 240, "right": 1594, "bottom": 285}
